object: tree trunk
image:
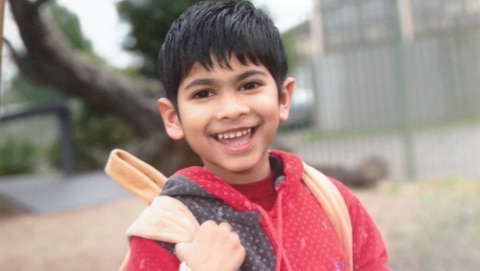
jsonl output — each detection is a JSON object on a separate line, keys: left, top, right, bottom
{"left": 7, "top": 0, "right": 197, "bottom": 175}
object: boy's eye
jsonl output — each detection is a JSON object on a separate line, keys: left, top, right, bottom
{"left": 240, "top": 82, "right": 260, "bottom": 91}
{"left": 193, "top": 90, "right": 213, "bottom": 99}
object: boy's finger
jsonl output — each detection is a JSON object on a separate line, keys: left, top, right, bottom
{"left": 218, "top": 221, "right": 232, "bottom": 231}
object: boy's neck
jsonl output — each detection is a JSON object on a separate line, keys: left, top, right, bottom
{"left": 203, "top": 155, "right": 272, "bottom": 185}
{"left": 231, "top": 173, "right": 276, "bottom": 211}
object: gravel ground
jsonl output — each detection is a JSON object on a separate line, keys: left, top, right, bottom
{"left": 1, "top": 179, "right": 479, "bottom": 271}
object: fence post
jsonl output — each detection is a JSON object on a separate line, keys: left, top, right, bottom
{"left": 391, "top": 0, "right": 416, "bottom": 179}
{"left": 55, "top": 92, "right": 76, "bottom": 176}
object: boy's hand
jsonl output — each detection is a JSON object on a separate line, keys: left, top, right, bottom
{"left": 175, "top": 220, "right": 245, "bottom": 271}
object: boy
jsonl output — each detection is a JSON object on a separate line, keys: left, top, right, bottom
{"left": 124, "top": 1, "right": 391, "bottom": 270}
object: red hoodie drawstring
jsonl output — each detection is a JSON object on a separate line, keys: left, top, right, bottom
{"left": 256, "top": 191, "right": 293, "bottom": 271}
{"left": 275, "top": 192, "right": 293, "bottom": 271}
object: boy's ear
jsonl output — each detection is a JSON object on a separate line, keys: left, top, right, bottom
{"left": 157, "top": 98, "right": 184, "bottom": 140}
{"left": 279, "top": 77, "right": 295, "bottom": 122}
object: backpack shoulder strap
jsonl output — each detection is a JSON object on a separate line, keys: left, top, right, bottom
{"left": 105, "top": 149, "right": 166, "bottom": 204}
{"left": 105, "top": 149, "right": 199, "bottom": 271}
{"left": 302, "top": 162, "right": 353, "bottom": 271}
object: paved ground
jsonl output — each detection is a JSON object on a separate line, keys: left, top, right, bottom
{"left": 0, "top": 172, "right": 129, "bottom": 214}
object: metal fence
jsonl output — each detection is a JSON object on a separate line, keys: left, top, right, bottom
{"left": 283, "top": 0, "right": 480, "bottom": 180}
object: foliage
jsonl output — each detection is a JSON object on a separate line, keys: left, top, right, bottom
{"left": 0, "top": 139, "right": 37, "bottom": 176}
{"left": 48, "top": 103, "right": 135, "bottom": 172}
{"left": 47, "top": 1, "right": 93, "bottom": 51}
{"left": 116, "top": 0, "right": 208, "bottom": 77}
{"left": 5, "top": 76, "right": 54, "bottom": 104}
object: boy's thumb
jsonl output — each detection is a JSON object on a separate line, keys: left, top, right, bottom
{"left": 175, "top": 242, "right": 191, "bottom": 262}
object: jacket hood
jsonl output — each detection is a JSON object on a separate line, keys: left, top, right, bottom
{"left": 161, "top": 150, "right": 305, "bottom": 211}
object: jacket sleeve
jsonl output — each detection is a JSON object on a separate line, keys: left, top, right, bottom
{"left": 331, "top": 179, "right": 392, "bottom": 271}
{"left": 123, "top": 196, "right": 200, "bottom": 271}
{"left": 126, "top": 236, "right": 180, "bottom": 271}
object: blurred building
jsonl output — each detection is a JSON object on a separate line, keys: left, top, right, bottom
{"left": 289, "top": 0, "right": 480, "bottom": 132}
{"left": 283, "top": 0, "right": 480, "bottom": 180}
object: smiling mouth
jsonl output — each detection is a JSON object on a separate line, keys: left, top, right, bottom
{"left": 213, "top": 127, "right": 255, "bottom": 149}
{"left": 212, "top": 127, "right": 257, "bottom": 150}
{"left": 215, "top": 128, "right": 253, "bottom": 140}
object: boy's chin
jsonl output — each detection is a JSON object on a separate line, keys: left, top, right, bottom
{"left": 206, "top": 155, "right": 270, "bottom": 183}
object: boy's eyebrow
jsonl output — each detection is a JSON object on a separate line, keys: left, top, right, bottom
{"left": 183, "top": 69, "right": 268, "bottom": 91}
{"left": 237, "top": 69, "right": 268, "bottom": 81}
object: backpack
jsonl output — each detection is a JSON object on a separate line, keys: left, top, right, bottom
{"left": 105, "top": 149, "right": 352, "bottom": 271}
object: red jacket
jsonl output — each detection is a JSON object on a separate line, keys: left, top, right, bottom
{"left": 126, "top": 151, "right": 390, "bottom": 271}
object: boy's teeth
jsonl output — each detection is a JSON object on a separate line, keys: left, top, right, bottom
{"left": 217, "top": 128, "right": 251, "bottom": 140}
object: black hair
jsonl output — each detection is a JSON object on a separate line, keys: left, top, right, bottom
{"left": 157, "top": 0, "right": 288, "bottom": 109}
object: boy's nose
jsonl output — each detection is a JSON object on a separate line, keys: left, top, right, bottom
{"left": 215, "top": 95, "right": 249, "bottom": 120}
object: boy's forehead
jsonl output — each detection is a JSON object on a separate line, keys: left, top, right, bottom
{"left": 185, "top": 55, "right": 265, "bottom": 78}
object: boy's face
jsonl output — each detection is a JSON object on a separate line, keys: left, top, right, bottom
{"left": 158, "top": 56, "right": 294, "bottom": 184}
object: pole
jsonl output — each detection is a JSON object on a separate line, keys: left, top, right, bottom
{"left": 0, "top": 0, "right": 6, "bottom": 108}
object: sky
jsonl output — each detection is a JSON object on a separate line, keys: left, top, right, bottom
{"left": 52, "top": 0, "right": 314, "bottom": 68}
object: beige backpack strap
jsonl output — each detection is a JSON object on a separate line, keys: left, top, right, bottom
{"left": 105, "top": 149, "right": 167, "bottom": 204}
{"left": 302, "top": 162, "right": 353, "bottom": 271}
{"left": 126, "top": 196, "right": 199, "bottom": 243}
{"left": 104, "top": 149, "right": 199, "bottom": 271}
{"left": 104, "top": 150, "right": 201, "bottom": 240}
{"left": 118, "top": 196, "right": 200, "bottom": 271}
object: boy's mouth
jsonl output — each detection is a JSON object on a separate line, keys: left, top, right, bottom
{"left": 213, "top": 127, "right": 256, "bottom": 149}
{"left": 215, "top": 128, "right": 253, "bottom": 140}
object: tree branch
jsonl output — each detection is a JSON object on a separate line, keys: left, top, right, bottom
{"left": 7, "top": 0, "right": 164, "bottom": 137}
